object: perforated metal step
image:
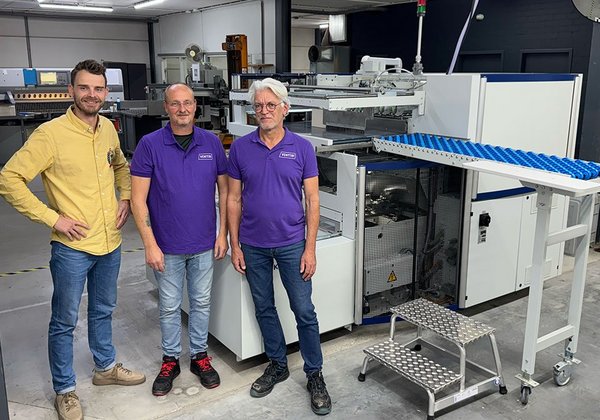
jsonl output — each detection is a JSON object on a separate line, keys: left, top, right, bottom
{"left": 392, "top": 298, "right": 494, "bottom": 345}
{"left": 364, "top": 340, "right": 461, "bottom": 393}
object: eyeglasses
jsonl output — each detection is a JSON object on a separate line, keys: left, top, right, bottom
{"left": 167, "top": 100, "right": 195, "bottom": 109}
{"left": 252, "top": 101, "right": 283, "bottom": 112}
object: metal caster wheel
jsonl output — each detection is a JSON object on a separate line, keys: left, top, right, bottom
{"left": 499, "top": 385, "right": 507, "bottom": 395}
{"left": 358, "top": 372, "right": 366, "bottom": 382}
{"left": 520, "top": 386, "right": 531, "bottom": 405}
{"left": 412, "top": 344, "right": 422, "bottom": 351}
{"left": 553, "top": 364, "right": 572, "bottom": 386}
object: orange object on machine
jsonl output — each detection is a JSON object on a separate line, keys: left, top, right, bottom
{"left": 221, "top": 34, "right": 248, "bottom": 88}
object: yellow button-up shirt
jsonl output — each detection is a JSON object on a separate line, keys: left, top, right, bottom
{"left": 0, "top": 107, "right": 131, "bottom": 255}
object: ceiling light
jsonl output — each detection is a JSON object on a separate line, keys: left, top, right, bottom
{"left": 38, "top": 3, "right": 114, "bottom": 12}
{"left": 134, "top": 0, "right": 165, "bottom": 9}
{"left": 319, "top": 23, "right": 329, "bottom": 29}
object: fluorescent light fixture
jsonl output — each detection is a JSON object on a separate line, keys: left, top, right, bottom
{"left": 38, "top": 3, "right": 114, "bottom": 12}
{"left": 319, "top": 23, "right": 329, "bottom": 29}
{"left": 134, "top": 0, "right": 165, "bottom": 9}
{"left": 329, "top": 14, "right": 347, "bottom": 42}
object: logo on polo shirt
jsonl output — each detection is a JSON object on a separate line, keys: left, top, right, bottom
{"left": 279, "top": 151, "right": 296, "bottom": 160}
{"left": 198, "top": 152, "right": 213, "bottom": 160}
{"left": 107, "top": 148, "right": 115, "bottom": 167}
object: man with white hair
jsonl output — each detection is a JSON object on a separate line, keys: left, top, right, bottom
{"left": 227, "top": 78, "right": 332, "bottom": 415}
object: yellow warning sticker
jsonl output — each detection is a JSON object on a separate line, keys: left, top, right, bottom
{"left": 387, "top": 271, "right": 397, "bottom": 283}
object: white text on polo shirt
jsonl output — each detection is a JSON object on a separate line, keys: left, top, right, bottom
{"left": 198, "top": 153, "right": 213, "bottom": 160}
{"left": 279, "top": 151, "right": 297, "bottom": 160}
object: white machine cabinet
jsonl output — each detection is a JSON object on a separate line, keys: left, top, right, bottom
{"left": 209, "top": 235, "right": 355, "bottom": 360}
{"left": 412, "top": 73, "right": 582, "bottom": 308}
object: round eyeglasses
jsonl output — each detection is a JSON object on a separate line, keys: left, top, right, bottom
{"left": 252, "top": 101, "right": 283, "bottom": 112}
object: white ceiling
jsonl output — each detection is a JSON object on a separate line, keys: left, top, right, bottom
{"left": 0, "top": 0, "right": 414, "bottom": 26}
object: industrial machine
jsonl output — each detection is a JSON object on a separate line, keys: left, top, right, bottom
{"left": 142, "top": 0, "right": 584, "bottom": 365}
{"left": 212, "top": 51, "right": 583, "bottom": 359}
{"left": 190, "top": 57, "right": 462, "bottom": 361}
{"left": 221, "top": 34, "right": 248, "bottom": 89}
{"left": 155, "top": 44, "right": 229, "bottom": 121}
{"left": 0, "top": 67, "right": 124, "bottom": 164}
{"left": 110, "top": 45, "right": 231, "bottom": 157}
{"left": 0, "top": 67, "right": 124, "bottom": 117}
{"left": 145, "top": 0, "right": 593, "bottom": 413}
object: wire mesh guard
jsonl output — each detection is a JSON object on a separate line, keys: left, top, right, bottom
{"left": 362, "top": 167, "right": 461, "bottom": 317}
{"left": 392, "top": 298, "right": 494, "bottom": 345}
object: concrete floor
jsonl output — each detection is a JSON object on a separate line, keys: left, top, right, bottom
{"left": 2, "top": 177, "right": 600, "bottom": 420}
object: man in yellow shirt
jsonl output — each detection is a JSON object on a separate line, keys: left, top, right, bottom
{"left": 0, "top": 60, "right": 145, "bottom": 420}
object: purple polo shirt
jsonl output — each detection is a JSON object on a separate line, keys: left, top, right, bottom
{"left": 131, "top": 124, "right": 227, "bottom": 254}
{"left": 228, "top": 128, "right": 318, "bottom": 248}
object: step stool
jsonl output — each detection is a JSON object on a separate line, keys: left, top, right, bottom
{"left": 358, "top": 298, "right": 507, "bottom": 419}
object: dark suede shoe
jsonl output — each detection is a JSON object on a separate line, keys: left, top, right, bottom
{"left": 307, "top": 371, "right": 331, "bottom": 415}
{"left": 152, "top": 356, "right": 180, "bottom": 396}
{"left": 190, "top": 352, "right": 220, "bottom": 389}
{"left": 250, "top": 361, "right": 290, "bottom": 398}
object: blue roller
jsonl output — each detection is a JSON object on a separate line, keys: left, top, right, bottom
{"left": 452, "top": 138, "right": 467, "bottom": 156}
{"left": 465, "top": 141, "right": 483, "bottom": 158}
{"left": 516, "top": 150, "right": 537, "bottom": 169}
{"left": 493, "top": 145, "right": 512, "bottom": 164}
{"left": 506, "top": 148, "right": 529, "bottom": 167}
{"left": 451, "top": 138, "right": 463, "bottom": 154}
{"left": 569, "top": 158, "right": 596, "bottom": 180}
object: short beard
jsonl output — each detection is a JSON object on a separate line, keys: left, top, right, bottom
{"left": 74, "top": 98, "right": 102, "bottom": 117}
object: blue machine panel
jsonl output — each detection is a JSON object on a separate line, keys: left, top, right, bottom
{"left": 22, "top": 69, "right": 37, "bottom": 86}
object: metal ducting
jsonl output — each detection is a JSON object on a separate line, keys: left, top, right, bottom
{"left": 307, "top": 45, "right": 350, "bottom": 73}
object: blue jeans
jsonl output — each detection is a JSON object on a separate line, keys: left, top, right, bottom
{"left": 48, "top": 242, "right": 120, "bottom": 393}
{"left": 153, "top": 250, "right": 214, "bottom": 358}
{"left": 241, "top": 240, "right": 323, "bottom": 374}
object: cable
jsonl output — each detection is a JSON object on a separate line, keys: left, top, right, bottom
{"left": 447, "top": 0, "right": 479, "bottom": 75}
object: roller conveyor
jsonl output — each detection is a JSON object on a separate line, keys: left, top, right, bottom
{"left": 378, "top": 133, "right": 600, "bottom": 180}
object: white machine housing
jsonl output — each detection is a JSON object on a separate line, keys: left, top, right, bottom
{"left": 411, "top": 73, "right": 582, "bottom": 307}
{"left": 357, "top": 56, "right": 403, "bottom": 74}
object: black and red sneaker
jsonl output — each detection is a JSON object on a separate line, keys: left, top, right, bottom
{"left": 152, "top": 355, "right": 180, "bottom": 396}
{"left": 190, "top": 352, "right": 220, "bottom": 389}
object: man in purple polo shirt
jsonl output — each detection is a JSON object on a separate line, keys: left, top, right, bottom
{"left": 227, "top": 78, "right": 332, "bottom": 416}
{"left": 130, "top": 83, "right": 228, "bottom": 396}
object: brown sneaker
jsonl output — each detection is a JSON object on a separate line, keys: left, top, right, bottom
{"left": 92, "top": 362, "right": 146, "bottom": 386}
{"left": 54, "top": 391, "right": 83, "bottom": 420}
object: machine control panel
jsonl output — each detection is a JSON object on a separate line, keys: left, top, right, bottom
{"left": 13, "top": 92, "right": 71, "bottom": 101}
